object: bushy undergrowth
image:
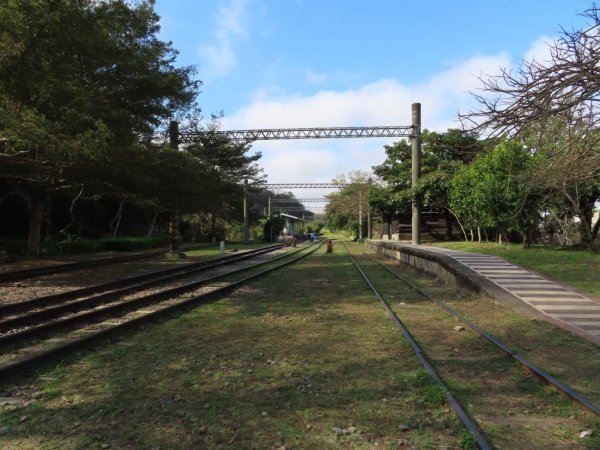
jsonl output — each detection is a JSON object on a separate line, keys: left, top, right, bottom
{"left": 42, "top": 236, "right": 166, "bottom": 256}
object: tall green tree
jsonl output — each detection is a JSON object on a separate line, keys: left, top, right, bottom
{"left": 460, "top": 6, "right": 600, "bottom": 249}
{"left": 325, "top": 171, "right": 370, "bottom": 237}
{"left": 181, "top": 124, "right": 264, "bottom": 240}
{"left": 370, "top": 129, "right": 484, "bottom": 237}
{"left": 448, "top": 140, "right": 539, "bottom": 244}
{"left": 0, "top": 0, "right": 200, "bottom": 255}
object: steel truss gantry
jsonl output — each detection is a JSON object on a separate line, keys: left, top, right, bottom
{"left": 271, "top": 206, "right": 324, "bottom": 212}
{"left": 257, "top": 183, "right": 346, "bottom": 189}
{"left": 171, "top": 103, "right": 422, "bottom": 245}
{"left": 271, "top": 198, "right": 327, "bottom": 203}
{"left": 180, "top": 125, "right": 414, "bottom": 143}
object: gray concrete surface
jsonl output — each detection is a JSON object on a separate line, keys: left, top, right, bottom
{"left": 366, "top": 240, "right": 600, "bottom": 345}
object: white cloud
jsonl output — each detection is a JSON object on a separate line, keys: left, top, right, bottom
{"left": 198, "top": 0, "right": 251, "bottom": 79}
{"left": 220, "top": 51, "right": 516, "bottom": 198}
{"left": 523, "top": 35, "right": 555, "bottom": 65}
{"left": 305, "top": 70, "right": 329, "bottom": 85}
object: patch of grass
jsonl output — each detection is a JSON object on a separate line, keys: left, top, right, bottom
{"left": 358, "top": 246, "right": 600, "bottom": 449}
{"left": 183, "top": 241, "right": 275, "bottom": 258}
{"left": 458, "top": 431, "right": 478, "bottom": 449}
{"left": 0, "top": 245, "right": 461, "bottom": 449}
{"left": 432, "top": 241, "right": 600, "bottom": 297}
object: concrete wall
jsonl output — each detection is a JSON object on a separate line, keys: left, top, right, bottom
{"left": 366, "top": 240, "right": 477, "bottom": 291}
{"left": 364, "top": 239, "right": 545, "bottom": 318}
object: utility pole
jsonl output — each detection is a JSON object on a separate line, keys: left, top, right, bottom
{"left": 411, "top": 103, "right": 422, "bottom": 245}
{"left": 358, "top": 189, "right": 363, "bottom": 240}
{"left": 168, "top": 120, "right": 180, "bottom": 253}
{"left": 367, "top": 178, "right": 372, "bottom": 239}
{"left": 243, "top": 179, "right": 249, "bottom": 244}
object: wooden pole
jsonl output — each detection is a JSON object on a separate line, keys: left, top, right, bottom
{"left": 268, "top": 193, "right": 271, "bottom": 218}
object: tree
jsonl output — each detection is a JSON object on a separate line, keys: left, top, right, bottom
{"left": 448, "top": 140, "right": 539, "bottom": 244}
{"left": 0, "top": 0, "right": 200, "bottom": 255}
{"left": 370, "top": 129, "right": 484, "bottom": 238}
{"left": 181, "top": 121, "right": 265, "bottom": 241}
{"left": 460, "top": 6, "right": 600, "bottom": 187}
{"left": 325, "top": 171, "right": 371, "bottom": 237}
{"left": 520, "top": 122, "right": 600, "bottom": 248}
{"left": 262, "top": 216, "right": 286, "bottom": 243}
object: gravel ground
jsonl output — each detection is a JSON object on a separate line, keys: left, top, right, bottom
{"left": 0, "top": 247, "right": 287, "bottom": 306}
{"left": 0, "top": 257, "right": 195, "bottom": 305}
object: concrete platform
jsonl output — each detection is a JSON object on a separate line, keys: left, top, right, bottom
{"left": 366, "top": 240, "right": 600, "bottom": 345}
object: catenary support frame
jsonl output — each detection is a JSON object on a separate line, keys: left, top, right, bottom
{"left": 172, "top": 104, "right": 422, "bottom": 244}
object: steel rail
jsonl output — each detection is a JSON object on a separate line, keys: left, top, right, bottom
{"left": 0, "top": 242, "right": 315, "bottom": 347}
{"left": 0, "top": 243, "right": 287, "bottom": 318}
{"left": 345, "top": 249, "right": 492, "bottom": 450}
{"left": 0, "top": 250, "right": 166, "bottom": 283}
{"left": 0, "top": 241, "right": 324, "bottom": 380}
{"left": 364, "top": 253, "right": 600, "bottom": 419}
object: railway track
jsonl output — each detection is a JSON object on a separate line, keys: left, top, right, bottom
{"left": 0, "top": 242, "right": 288, "bottom": 317}
{"left": 0, "top": 243, "right": 214, "bottom": 283}
{"left": 0, "top": 240, "right": 323, "bottom": 381}
{"left": 344, "top": 244, "right": 600, "bottom": 448}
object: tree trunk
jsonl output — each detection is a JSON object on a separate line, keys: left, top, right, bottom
{"left": 592, "top": 215, "right": 600, "bottom": 242}
{"left": 210, "top": 213, "right": 217, "bottom": 240}
{"left": 146, "top": 208, "right": 159, "bottom": 238}
{"left": 578, "top": 209, "right": 594, "bottom": 247}
{"left": 27, "top": 193, "right": 45, "bottom": 257}
{"left": 477, "top": 226, "right": 482, "bottom": 242}
{"left": 59, "top": 185, "right": 84, "bottom": 235}
{"left": 447, "top": 209, "right": 467, "bottom": 241}
{"left": 43, "top": 196, "right": 52, "bottom": 240}
{"left": 445, "top": 210, "right": 453, "bottom": 240}
{"left": 110, "top": 200, "right": 124, "bottom": 238}
{"left": 168, "top": 209, "right": 179, "bottom": 253}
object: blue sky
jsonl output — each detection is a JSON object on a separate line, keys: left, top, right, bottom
{"left": 154, "top": 0, "right": 591, "bottom": 206}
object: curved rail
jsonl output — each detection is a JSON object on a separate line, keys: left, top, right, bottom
{"left": 344, "top": 247, "right": 492, "bottom": 450}
{"left": 363, "top": 252, "right": 600, "bottom": 419}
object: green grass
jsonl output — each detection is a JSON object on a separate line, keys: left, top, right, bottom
{"left": 2, "top": 243, "right": 600, "bottom": 448}
{"left": 0, "top": 246, "right": 462, "bottom": 449}
{"left": 431, "top": 242, "right": 600, "bottom": 298}
{"left": 183, "top": 241, "right": 279, "bottom": 259}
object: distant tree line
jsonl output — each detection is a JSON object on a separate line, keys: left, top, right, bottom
{"left": 0, "top": 0, "right": 264, "bottom": 256}
{"left": 364, "top": 7, "right": 600, "bottom": 251}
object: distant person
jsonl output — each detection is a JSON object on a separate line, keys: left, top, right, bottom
{"left": 310, "top": 231, "right": 317, "bottom": 242}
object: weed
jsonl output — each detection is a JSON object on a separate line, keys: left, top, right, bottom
{"left": 459, "top": 431, "right": 478, "bottom": 449}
